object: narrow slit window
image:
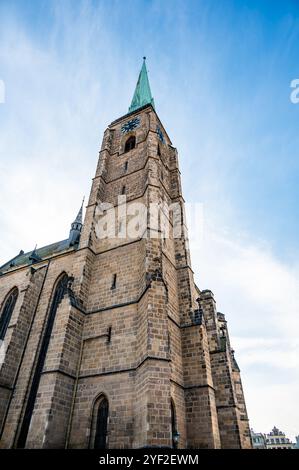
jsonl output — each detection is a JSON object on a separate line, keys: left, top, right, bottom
{"left": 124, "top": 161, "right": 128, "bottom": 172}
{"left": 111, "top": 274, "right": 117, "bottom": 290}
{"left": 121, "top": 185, "right": 126, "bottom": 195}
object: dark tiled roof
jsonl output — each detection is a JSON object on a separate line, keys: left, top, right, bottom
{"left": 0, "top": 239, "right": 72, "bottom": 274}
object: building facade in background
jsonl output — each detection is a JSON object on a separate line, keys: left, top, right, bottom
{"left": 0, "top": 60, "right": 251, "bottom": 449}
{"left": 265, "top": 427, "right": 294, "bottom": 449}
{"left": 251, "top": 429, "right": 266, "bottom": 449}
{"left": 251, "top": 427, "right": 296, "bottom": 450}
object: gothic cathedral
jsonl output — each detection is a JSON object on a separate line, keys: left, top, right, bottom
{"left": 0, "top": 59, "right": 251, "bottom": 449}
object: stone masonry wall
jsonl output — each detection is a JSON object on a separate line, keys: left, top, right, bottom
{"left": 0, "top": 104, "right": 251, "bottom": 449}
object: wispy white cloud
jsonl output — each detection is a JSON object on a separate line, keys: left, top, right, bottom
{"left": 190, "top": 214, "right": 299, "bottom": 439}
{"left": 0, "top": 2, "right": 126, "bottom": 259}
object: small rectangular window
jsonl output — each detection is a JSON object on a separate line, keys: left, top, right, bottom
{"left": 111, "top": 274, "right": 117, "bottom": 290}
{"left": 124, "top": 161, "right": 128, "bottom": 171}
{"left": 121, "top": 185, "right": 126, "bottom": 195}
{"left": 107, "top": 326, "right": 112, "bottom": 343}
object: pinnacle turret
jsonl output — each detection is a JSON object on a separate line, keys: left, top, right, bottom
{"left": 68, "top": 198, "right": 84, "bottom": 246}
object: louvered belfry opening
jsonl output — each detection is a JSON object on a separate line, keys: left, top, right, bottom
{"left": 124, "top": 135, "right": 136, "bottom": 152}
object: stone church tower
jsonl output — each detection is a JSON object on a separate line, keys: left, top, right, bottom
{"left": 0, "top": 59, "right": 251, "bottom": 449}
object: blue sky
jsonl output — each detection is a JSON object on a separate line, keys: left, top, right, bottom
{"left": 1, "top": 0, "right": 299, "bottom": 440}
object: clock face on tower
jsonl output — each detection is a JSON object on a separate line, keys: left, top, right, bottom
{"left": 156, "top": 125, "right": 165, "bottom": 143}
{"left": 121, "top": 117, "right": 140, "bottom": 134}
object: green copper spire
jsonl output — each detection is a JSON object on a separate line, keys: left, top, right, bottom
{"left": 129, "top": 57, "right": 155, "bottom": 113}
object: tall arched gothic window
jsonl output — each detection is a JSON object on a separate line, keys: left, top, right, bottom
{"left": 92, "top": 396, "right": 109, "bottom": 449}
{"left": 0, "top": 288, "right": 18, "bottom": 340}
{"left": 17, "top": 273, "right": 69, "bottom": 448}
